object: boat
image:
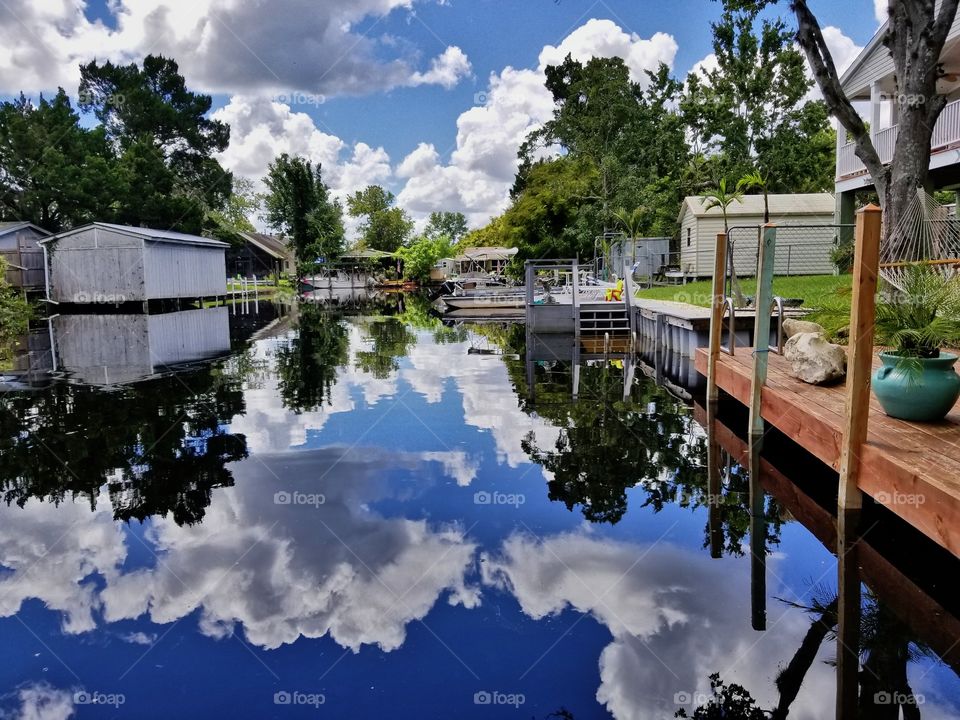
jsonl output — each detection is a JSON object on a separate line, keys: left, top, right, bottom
{"left": 441, "top": 292, "right": 526, "bottom": 310}
{"left": 299, "top": 271, "right": 373, "bottom": 291}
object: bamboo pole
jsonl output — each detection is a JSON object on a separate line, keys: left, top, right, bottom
{"left": 706, "top": 232, "right": 729, "bottom": 407}
{"left": 749, "top": 225, "right": 777, "bottom": 443}
{"left": 835, "top": 204, "right": 881, "bottom": 720}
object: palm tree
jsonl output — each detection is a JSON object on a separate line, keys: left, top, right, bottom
{"left": 613, "top": 206, "right": 646, "bottom": 267}
{"left": 701, "top": 179, "right": 746, "bottom": 305}
{"left": 737, "top": 169, "right": 771, "bottom": 224}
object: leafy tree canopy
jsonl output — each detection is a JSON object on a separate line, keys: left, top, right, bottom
{"left": 264, "top": 154, "right": 345, "bottom": 272}
{"left": 424, "top": 211, "right": 468, "bottom": 244}
{"left": 347, "top": 185, "right": 414, "bottom": 253}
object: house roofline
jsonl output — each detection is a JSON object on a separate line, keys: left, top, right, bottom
{"left": 40, "top": 223, "right": 229, "bottom": 248}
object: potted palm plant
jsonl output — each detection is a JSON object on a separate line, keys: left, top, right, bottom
{"left": 871, "top": 264, "right": 960, "bottom": 421}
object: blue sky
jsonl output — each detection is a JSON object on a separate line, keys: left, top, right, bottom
{"left": 0, "top": 0, "right": 881, "bottom": 227}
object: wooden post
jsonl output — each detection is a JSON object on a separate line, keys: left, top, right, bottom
{"left": 835, "top": 203, "right": 881, "bottom": 720}
{"left": 706, "top": 232, "right": 729, "bottom": 407}
{"left": 838, "top": 204, "right": 881, "bottom": 514}
{"left": 748, "top": 440, "right": 767, "bottom": 631}
{"left": 749, "top": 225, "right": 777, "bottom": 443}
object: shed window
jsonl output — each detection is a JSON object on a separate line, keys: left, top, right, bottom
{"left": 686, "top": 228, "right": 691, "bottom": 247}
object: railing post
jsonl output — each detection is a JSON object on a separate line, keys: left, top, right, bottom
{"left": 835, "top": 204, "right": 881, "bottom": 720}
{"left": 749, "top": 224, "right": 777, "bottom": 444}
{"left": 572, "top": 259, "right": 580, "bottom": 342}
{"left": 707, "top": 232, "right": 729, "bottom": 408}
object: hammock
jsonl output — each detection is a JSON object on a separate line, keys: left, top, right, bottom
{"left": 881, "top": 188, "right": 960, "bottom": 290}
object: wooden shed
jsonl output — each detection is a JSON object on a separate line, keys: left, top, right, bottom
{"left": 677, "top": 193, "right": 837, "bottom": 278}
{"left": 41, "top": 223, "right": 228, "bottom": 304}
{"left": 0, "top": 221, "right": 51, "bottom": 292}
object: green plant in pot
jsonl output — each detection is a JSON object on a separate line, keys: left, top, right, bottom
{"left": 872, "top": 264, "right": 960, "bottom": 422}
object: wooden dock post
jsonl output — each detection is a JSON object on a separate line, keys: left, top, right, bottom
{"left": 706, "top": 232, "right": 728, "bottom": 409}
{"left": 749, "top": 225, "right": 777, "bottom": 444}
{"left": 835, "top": 204, "right": 881, "bottom": 720}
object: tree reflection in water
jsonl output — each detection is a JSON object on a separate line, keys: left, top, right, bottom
{"left": 0, "top": 364, "right": 249, "bottom": 525}
{"left": 508, "top": 343, "right": 782, "bottom": 554}
{"left": 274, "top": 303, "right": 350, "bottom": 412}
{"left": 678, "top": 591, "right": 932, "bottom": 719}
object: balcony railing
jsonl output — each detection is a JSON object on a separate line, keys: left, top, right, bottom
{"left": 836, "top": 97, "right": 960, "bottom": 180}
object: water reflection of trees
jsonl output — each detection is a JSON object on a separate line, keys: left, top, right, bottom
{"left": 680, "top": 591, "right": 934, "bottom": 719}
{"left": 0, "top": 366, "right": 248, "bottom": 525}
{"left": 355, "top": 317, "right": 418, "bottom": 379}
{"left": 510, "top": 355, "right": 781, "bottom": 552}
{"left": 274, "top": 303, "right": 350, "bottom": 412}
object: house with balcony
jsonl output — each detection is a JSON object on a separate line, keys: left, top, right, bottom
{"left": 835, "top": 10, "right": 960, "bottom": 222}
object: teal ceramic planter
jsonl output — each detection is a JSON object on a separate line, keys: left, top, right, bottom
{"left": 872, "top": 351, "right": 960, "bottom": 422}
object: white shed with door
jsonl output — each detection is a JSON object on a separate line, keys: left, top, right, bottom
{"left": 41, "top": 223, "right": 228, "bottom": 304}
{"left": 677, "top": 193, "right": 837, "bottom": 278}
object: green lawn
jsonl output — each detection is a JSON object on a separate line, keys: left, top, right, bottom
{"left": 635, "top": 273, "right": 853, "bottom": 310}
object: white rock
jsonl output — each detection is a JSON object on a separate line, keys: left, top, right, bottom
{"left": 784, "top": 332, "right": 847, "bottom": 385}
{"left": 782, "top": 318, "right": 826, "bottom": 338}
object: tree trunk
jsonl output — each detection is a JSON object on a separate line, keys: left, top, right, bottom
{"left": 771, "top": 599, "right": 838, "bottom": 719}
{"left": 792, "top": 0, "right": 960, "bottom": 252}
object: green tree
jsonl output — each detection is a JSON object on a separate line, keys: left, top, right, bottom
{"left": 0, "top": 257, "right": 30, "bottom": 367}
{"left": 498, "top": 156, "right": 600, "bottom": 266}
{"left": 0, "top": 90, "right": 115, "bottom": 231}
{"left": 681, "top": 2, "right": 832, "bottom": 193}
{"left": 346, "top": 186, "right": 413, "bottom": 252}
{"left": 207, "top": 177, "right": 259, "bottom": 245}
{"left": 78, "top": 54, "right": 232, "bottom": 232}
{"left": 514, "top": 56, "right": 688, "bottom": 256}
{"left": 459, "top": 216, "right": 506, "bottom": 249}
{"left": 264, "top": 154, "right": 345, "bottom": 272}
{"left": 398, "top": 234, "right": 454, "bottom": 282}
{"left": 424, "top": 211, "right": 468, "bottom": 244}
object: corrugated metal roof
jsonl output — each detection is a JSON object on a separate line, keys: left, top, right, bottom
{"left": 680, "top": 193, "right": 835, "bottom": 221}
{"left": 0, "top": 221, "right": 51, "bottom": 237}
{"left": 43, "top": 223, "right": 229, "bottom": 247}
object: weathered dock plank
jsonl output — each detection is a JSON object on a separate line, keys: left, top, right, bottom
{"left": 694, "top": 347, "right": 960, "bottom": 557}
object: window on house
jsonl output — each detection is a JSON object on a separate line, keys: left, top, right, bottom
{"left": 686, "top": 228, "right": 691, "bottom": 247}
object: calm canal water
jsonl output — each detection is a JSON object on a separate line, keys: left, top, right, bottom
{"left": 1, "top": 298, "right": 958, "bottom": 718}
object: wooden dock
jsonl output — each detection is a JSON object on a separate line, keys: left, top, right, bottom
{"left": 694, "top": 347, "right": 960, "bottom": 557}
{"left": 692, "top": 403, "right": 960, "bottom": 674}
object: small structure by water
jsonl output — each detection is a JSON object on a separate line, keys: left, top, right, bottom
{"left": 0, "top": 221, "right": 50, "bottom": 293}
{"left": 41, "top": 223, "right": 228, "bottom": 306}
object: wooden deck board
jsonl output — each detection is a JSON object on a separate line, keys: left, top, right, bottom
{"left": 694, "top": 347, "right": 960, "bottom": 556}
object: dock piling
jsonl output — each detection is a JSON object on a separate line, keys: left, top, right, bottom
{"left": 749, "top": 225, "right": 777, "bottom": 444}
{"left": 706, "top": 232, "right": 729, "bottom": 409}
{"left": 835, "top": 204, "right": 881, "bottom": 720}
